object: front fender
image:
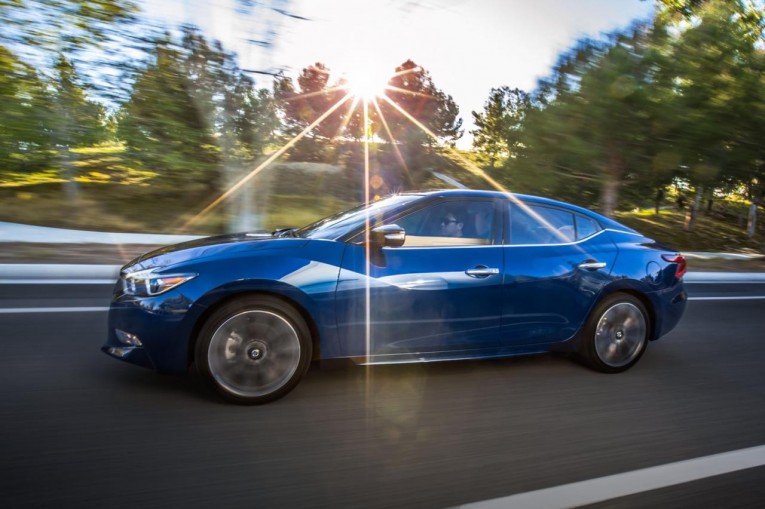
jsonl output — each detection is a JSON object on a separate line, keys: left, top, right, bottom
{"left": 171, "top": 242, "right": 345, "bottom": 367}
{"left": 184, "top": 278, "right": 337, "bottom": 361}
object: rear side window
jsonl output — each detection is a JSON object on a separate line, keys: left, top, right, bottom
{"left": 575, "top": 215, "right": 601, "bottom": 240}
{"left": 510, "top": 204, "right": 575, "bottom": 245}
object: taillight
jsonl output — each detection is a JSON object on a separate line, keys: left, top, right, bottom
{"left": 662, "top": 254, "right": 687, "bottom": 278}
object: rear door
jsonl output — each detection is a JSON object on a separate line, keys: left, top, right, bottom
{"left": 500, "top": 201, "right": 617, "bottom": 346}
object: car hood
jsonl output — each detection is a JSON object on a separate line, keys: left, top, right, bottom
{"left": 122, "top": 232, "right": 307, "bottom": 273}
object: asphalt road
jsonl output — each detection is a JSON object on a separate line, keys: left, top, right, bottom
{"left": 1, "top": 282, "right": 764, "bottom": 508}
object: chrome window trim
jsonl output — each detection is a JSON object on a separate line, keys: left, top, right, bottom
{"left": 384, "top": 228, "right": 641, "bottom": 250}
{"left": 501, "top": 228, "right": 641, "bottom": 248}
{"left": 385, "top": 244, "right": 505, "bottom": 250}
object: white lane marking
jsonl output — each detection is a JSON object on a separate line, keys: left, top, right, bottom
{"left": 0, "top": 279, "right": 115, "bottom": 285}
{"left": 457, "top": 444, "right": 765, "bottom": 509}
{"left": 0, "top": 307, "right": 109, "bottom": 314}
{"left": 688, "top": 296, "right": 765, "bottom": 301}
{"left": 685, "top": 281, "right": 765, "bottom": 285}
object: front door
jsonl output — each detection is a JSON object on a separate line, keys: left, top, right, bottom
{"left": 335, "top": 198, "right": 504, "bottom": 359}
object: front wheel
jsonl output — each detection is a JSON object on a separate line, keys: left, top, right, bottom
{"left": 579, "top": 293, "right": 649, "bottom": 373}
{"left": 195, "top": 295, "right": 312, "bottom": 404}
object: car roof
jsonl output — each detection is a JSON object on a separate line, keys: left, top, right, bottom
{"left": 402, "top": 189, "right": 638, "bottom": 233}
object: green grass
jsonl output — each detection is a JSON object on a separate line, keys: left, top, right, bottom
{"left": 615, "top": 209, "right": 764, "bottom": 253}
{"left": 1, "top": 143, "right": 763, "bottom": 254}
{"left": 0, "top": 143, "right": 355, "bottom": 234}
{"left": 4, "top": 181, "right": 761, "bottom": 255}
{"left": 0, "top": 184, "right": 353, "bottom": 235}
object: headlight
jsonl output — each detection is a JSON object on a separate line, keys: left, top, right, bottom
{"left": 122, "top": 268, "right": 197, "bottom": 297}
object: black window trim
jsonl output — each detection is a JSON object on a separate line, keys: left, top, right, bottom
{"left": 504, "top": 201, "right": 604, "bottom": 246}
{"left": 343, "top": 196, "right": 503, "bottom": 247}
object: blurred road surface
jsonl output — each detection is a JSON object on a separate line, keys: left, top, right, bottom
{"left": 1, "top": 281, "right": 764, "bottom": 508}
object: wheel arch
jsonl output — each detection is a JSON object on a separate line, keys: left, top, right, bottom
{"left": 594, "top": 284, "right": 657, "bottom": 341}
{"left": 187, "top": 285, "right": 323, "bottom": 369}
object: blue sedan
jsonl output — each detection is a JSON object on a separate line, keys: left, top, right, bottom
{"left": 102, "top": 190, "right": 687, "bottom": 404}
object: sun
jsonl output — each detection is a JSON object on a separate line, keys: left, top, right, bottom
{"left": 342, "top": 64, "right": 390, "bottom": 100}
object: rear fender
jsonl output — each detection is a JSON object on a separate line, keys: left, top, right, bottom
{"left": 550, "top": 279, "right": 659, "bottom": 353}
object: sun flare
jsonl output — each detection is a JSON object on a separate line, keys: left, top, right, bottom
{"left": 342, "top": 65, "right": 390, "bottom": 100}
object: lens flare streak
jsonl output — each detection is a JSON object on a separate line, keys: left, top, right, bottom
{"left": 371, "top": 97, "right": 411, "bottom": 182}
{"left": 378, "top": 94, "right": 588, "bottom": 247}
{"left": 363, "top": 98, "right": 372, "bottom": 365}
{"left": 383, "top": 85, "right": 437, "bottom": 100}
{"left": 278, "top": 86, "right": 347, "bottom": 103}
{"left": 181, "top": 92, "right": 353, "bottom": 230}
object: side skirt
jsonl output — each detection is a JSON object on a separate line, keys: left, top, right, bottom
{"left": 350, "top": 346, "right": 551, "bottom": 366}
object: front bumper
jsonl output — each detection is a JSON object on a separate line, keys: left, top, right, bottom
{"left": 101, "top": 289, "right": 202, "bottom": 374}
{"left": 101, "top": 344, "right": 155, "bottom": 369}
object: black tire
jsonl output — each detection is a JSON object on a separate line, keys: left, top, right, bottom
{"left": 578, "top": 293, "right": 649, "bottom": 373}
{"left": 195, "top": 295, "right": 312, "bottom": 404}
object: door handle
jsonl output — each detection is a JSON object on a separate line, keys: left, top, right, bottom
{"left": 466, "top": 266, "right": 500, "bottom": 278}
{"left": 578, "top": 261, "right": 607, "bottom": 270}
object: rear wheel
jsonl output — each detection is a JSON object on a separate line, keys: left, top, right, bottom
{"left": 579, "top": 293, "right": 649, "bottom": 373}
{"left": 196, "top": 295, "right": 312, "bottom": 404}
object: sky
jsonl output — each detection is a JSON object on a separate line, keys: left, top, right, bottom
{"left": 144, "top": 0, "right": 655, "bottom": 148}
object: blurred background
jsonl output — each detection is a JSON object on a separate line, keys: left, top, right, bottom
{"left": 1, "top": 0, "right": 764, "bottom": 260}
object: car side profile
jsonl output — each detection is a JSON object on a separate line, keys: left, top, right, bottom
{"left": 102, "top": 190, "right": 688, "bottom": 404}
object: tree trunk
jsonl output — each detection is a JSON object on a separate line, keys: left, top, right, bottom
{"left": 601, "top": 146, "right": 623, "bottom": 217}
{"left": 747, "top": 203, "right": 757, "bottom": 238}
{"left": 654, "top": 188, "right": 664, "bottom": 215}
{"left": 61, "top": 148, "right": 80, "bottom": 203}
{"left": 683, "top": 186, "right": 703, "bottom": 232}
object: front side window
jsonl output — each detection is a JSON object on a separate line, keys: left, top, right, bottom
{"left": 393, "top": 199, "right": 496, "bottom": 247}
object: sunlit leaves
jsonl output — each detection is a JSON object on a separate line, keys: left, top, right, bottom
{"left": 471, "top": 87, "right": 530, "bottom": 169}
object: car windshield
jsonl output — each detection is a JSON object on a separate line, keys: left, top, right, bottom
{"left": 296, "top": 194, "right": 421, "bottom": 240}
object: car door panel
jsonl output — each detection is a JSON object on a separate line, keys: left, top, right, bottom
{"left": 335, "top": 244, "right": 505, "bottom": 357}
{"left": 501, "top": 202, "right": 618, "bottom": 346}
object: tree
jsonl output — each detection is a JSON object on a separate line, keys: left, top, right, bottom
{"left": 118, "top": 28, "right": 279, "bottom": 232}
{"left": 512, "top": 24, "right": 671, "bottom": 216}
{"left": 0, "top": 0, "right": 138, "bottom": 55}
{"left": 0, "top": 45, "right": 54, "bottom": 176}
{"left": 656, "top": 0, "right": 765, "bottom": 230}
{"left": 379, "top": 60, "right": 462, "bottom": 147}
{"left": 118, "top": 36, "right": 220, "bottom": 189}
{"left": 273, "top": 59, "right": 463, "bottom": 192}
{"left": 374, "top": 60, "right": 462, "bottom": 186}
{"left": 273, "top": 62, "right": 352, "bottom": 162}
{"left": 49, "top": 55, "right": 107, "bottom": 200}
{"left": 471, "top": 87, "right": 530, "bottom": 169}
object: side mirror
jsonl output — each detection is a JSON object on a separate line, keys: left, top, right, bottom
{"left": 370, "top": 224, "right": 406, "bottom": 248}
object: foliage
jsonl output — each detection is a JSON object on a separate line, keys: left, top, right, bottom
{"left": 2, "top": 0, "right": 765, "bottom": 246}
{"left": 273, "top": 62, "right": 350, "bottom": 162}
{"left": 117, "top": 36, "right": 219, "bottom": 189}
{"left": 117, "top": 27, "right": 278, "bottom": 191}
{"left": 0, "top": 0, "right": 138, "bottom": 53}
{"left": 377, "top": 59, "right": 463, "bottom": 149}
{"left": 50, "top": 56, "right": 107, "bottom": 149}
{"left": 510, "top": 25, "right": 666, "bottom": 216}
{"left": 471, "top": 87, "right": 530, "bottom": 169}
{"left": 470, "top": 0, "right": 765, "bottom": 228}
{"left": 0, "top": 46, "right": 54, "bottom": 172}
{"left": 274, "top": 59, "right": 464, "bottom": 190}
